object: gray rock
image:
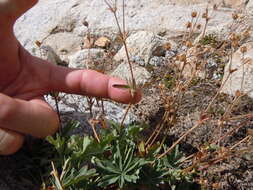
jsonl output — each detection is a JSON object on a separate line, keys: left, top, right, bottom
{"left": 165, "top": 50, "right": 177, "bottom": 59}
{"left": 45, "top": 93, "right": 137, "bottom": 126}
{"left": 111, "top": 63, "right": 151, "bottom": 86}
{"left": 149, "top": 56, "right": 165, "bottom": 67}
{"left": 131, "top": 56, "right": 146, "bottom": 66}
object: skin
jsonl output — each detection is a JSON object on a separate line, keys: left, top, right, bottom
{"left": 0, "top": 0, "right": 141, "bottom": 155}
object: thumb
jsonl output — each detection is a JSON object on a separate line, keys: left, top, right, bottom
{"left": 0, "top": 128, "right": 24, "bottom": 155}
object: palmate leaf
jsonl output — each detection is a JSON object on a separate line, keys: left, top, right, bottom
{"left": 46, "top": 134, "right": 66, "bottom": 156}
{"left": 92, "top": 158, "right": 121, "bottom": 174}
{"left": 93, "top": 141, "right": 147, "bottom": 188}
{"left": 124, "top": 173, "right": 139, "bottom": 183}
{"left": 61, "top": 120, "right": 81, "bottom": 137}
{"left": 63, "top": 166, "right": 97, "bottom": 187}
{"left": 98, "top": 174, "right": 120, "bottom": 187}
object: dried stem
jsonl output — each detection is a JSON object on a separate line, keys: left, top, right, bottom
{"left": 89, "top": 120, "right": 101, "bottom": 143}
{"left": 157, "top": 118, "right": 207, "bottom": 160}
{"left": 104, "top": 0, "right": 135, "bottom": 95}
{"left": 53, "top": 93, "right": 62, "bottom": 132}
{"left": 51, "top": 161, "right": 65, "bottom": 190}
{"left": 120, "top": 103, "right": 132, "bottom": 127}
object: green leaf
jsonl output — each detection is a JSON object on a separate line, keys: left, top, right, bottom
{"left": 93, "top": 158, "right": 121, "bottom": 174}
{"left": 112, "top": 84, "right": 130, "bottom": 89}
{"left": 82, "top": 136, "right": 92, "bottom": 153}
{"left": 98, "top": 175, "right": 120, "bottom": 187}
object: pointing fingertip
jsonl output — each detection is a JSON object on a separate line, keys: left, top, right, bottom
{"left": 109, "top": 77, "right": 142, "bottom": 104}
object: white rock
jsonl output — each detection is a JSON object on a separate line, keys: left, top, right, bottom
{"left": 222, "top": 42, "right": 253, "bottom": 98}
{"left": 14, "top": 0, "right": 79, "bottom": 52}
{"left": 68, "top": 49, "right": 105, "bottom": 69}
{"left": 111, "top": 63, "right": 151, "bottom": 85}
{"left": 95, "top": 102, "right": 138, "bottom": 125}
{"left": 172, "top": 0, "right": 246, "bottom": 8}
{"left": 46, "top": 94, "right": 137, "bottom": 125}
{"left": 14, "top": 0, "right": 235, "bottom": 53}
{"left": 34, "top": 45, "right": 63, "bottom": 66}
{"left": 114, "top": 31, "right": 167, "bottom": 65}
{"left": 41, "top": 33, "right": 82, "bottom": 55}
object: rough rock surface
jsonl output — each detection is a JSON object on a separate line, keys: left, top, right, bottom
{"left": 14, "top": 0, "right": 242, "bottom": 53}
{"left": 68, "top": 49, "right": 105, "bottom": 69}
{"left": 222, "top": 42, "right": 253, "bottom": 98}
{"left": 45, "top": 94, "right": 137, "bottom": 127}
{"left": 114, "top": 31, "right": 167, "bottom": 65}
{"left": 111, "top": 63, "right": 151, "bottom": 85}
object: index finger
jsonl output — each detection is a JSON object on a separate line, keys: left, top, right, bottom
{"left": 47, "top": 64, "right": 142, "bottom": 104}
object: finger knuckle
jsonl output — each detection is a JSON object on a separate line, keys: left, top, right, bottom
{"left": 0, "top": 93, "right": 15, "bottom": 124}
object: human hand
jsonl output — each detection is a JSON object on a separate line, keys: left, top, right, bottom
{"left": 0, "top": 0, "right": 141, "bottom": 155}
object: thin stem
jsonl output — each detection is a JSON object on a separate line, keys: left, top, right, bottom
{"left": 91, "top": 123, "right": 100, "bottom": 143}
{"left": 51, "top": 161, "right": 65, "bottom": 190}
{"left": 113, "top": 12, "right": 135, "bottom": 86}
{"left": 230, "top": 135, "right": 252, "bottom": 150}
{"left": 213, "top": 121, "right": 246, "bottom": 145}
{"left": 53, "top": 94, "right": 62, "bottom": 132}
{"left": 122, "top": 0, "right": 126, "bottom": 34}
{"left": 145, "top": 111, "right": 169, "bottom": 147}
{"left": 104, "top": 0, "right": 135, "bottom": 92}
{"left": 120, "top": 103, "right": 132, "bottom": 127}
{"left": 240, "top": 54, "right": 245, "bottom": 92}
{"left": 157, "top": 118, "right": 207, "bottom": 160}
{"left": 198, "top": 146, "right": 253, "bottom": 171}
{"left": 204, "top": 48, "right": 235, "bottom": 113}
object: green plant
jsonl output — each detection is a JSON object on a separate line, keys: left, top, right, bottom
{"left": 199, "top": 34, "right": 218, "bottom": 47}
{"left": 92, "top": 143, "right": 146, "bottom": 188}
{"left": 41, "top": 121, "right": 194, "bottom": 190}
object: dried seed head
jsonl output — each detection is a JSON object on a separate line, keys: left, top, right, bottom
{"left": 242, "top": 29, "right": 250, "bottom": 39}
{"left": 185, "top": 41, "right": 193, "bottom": 48}
{"left": 213, "top": 4, "right": 218, "bottom": 11}
{"left": 82, "top": 20, "right": 89, "bottom": 27}
{"left": 232, "top": 40, "right": 239, "bottom": 48}
{"left": 235, "top": 90, "right": 241, "bottom": 97}
{"left": 35, "top": 40, "right": 42, "bottom": 47}
{"left": 163, "top": 42, "right": 171, "bottom": 50}
{"left": 232, "top": 13, "right": 239, "bottom": 20}
{"left": 229, "top": 33, "right": 238, "bottom": 41}
{"left": 177, "top": 53, "right": 187, "bottom": 62}
{"left": 197, "top": 24, "right": 202, "bottom": 30}
{"left": 186, "top": 21, "right": 192, "bottom": 29}
{"left": 229, "top": 33, "right": 235, "bottom": 41}
{"left": 240, "top": 46, "right": 247, "bottom": 54}
{"left": 202, "top": 12, "right": 208, "bottom": 19}
{"left": 191, "top": 11, "right": 197, "bottom": 18}
{"left": 158, "top": 82, "right": 165, "bottom": 89}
